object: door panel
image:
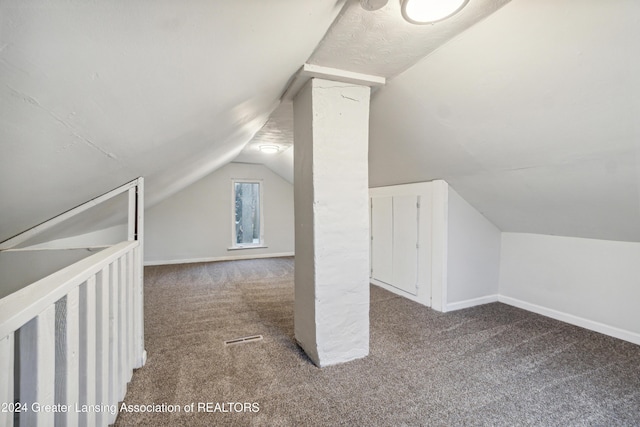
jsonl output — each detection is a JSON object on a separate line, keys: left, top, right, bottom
{"left": 392, "top": 196, "right": 419, "bottom": 295}
{"left": 371, "top": 196, "right": 393, "bottom": 285}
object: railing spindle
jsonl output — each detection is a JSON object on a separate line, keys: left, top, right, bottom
{"left": 134, "top": 245, "right": 145, "bottom": 368}
{"left": 95, "top": 266, "right": 110, "bottom": 427}
{"left": 127, "top": 250, "right": 135, "bottom": 376}
{"left": 20, "top": 305, "right": 55, "bottom": 427}
{"left": 55, "top": 287, "right": 80, "bottom": 427}
{"left": 118, "top": 255, "right": 127, "bottom": 399}
{"left": 79, "top": 277, "right": 97, "bottom": 427}
{"left": 0, "top": 333, "right": 14, "bottom": 427}
{"left": 108, "top": 259, "right": 119, "bottom": 425}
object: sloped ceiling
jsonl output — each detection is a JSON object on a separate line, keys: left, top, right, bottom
{"left": 238, "top": 0, "right": 639, "bottom": 242}
{"left": 369, "top": 0, "right": 640, "bottom": 242}
{"left": 236, "top": 0, "right": 510, "bottom": 181}
{"left": 308, "top": 0, "right": 510, "bottom": 78}
{"left": 0, "top": 0, "right": 345, "bottom": 242}
{"left": 234, "top": 100, "right": 295, "bottom": 183}
{"left": 2, "top": 0, "right": 638, "bottom": 245}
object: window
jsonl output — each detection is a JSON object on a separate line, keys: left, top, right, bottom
{"left": 231, "top": 179, "right": 264, "bottom": 248}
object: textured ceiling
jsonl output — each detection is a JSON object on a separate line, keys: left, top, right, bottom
{"left": 239, "top": 0, "right": 511, "bottom": 181}
{"left": 235, "top": 102, "right": 294, "bottom": 164}
{"left": 308, "top": 0, "right": 510, "bottom": 78}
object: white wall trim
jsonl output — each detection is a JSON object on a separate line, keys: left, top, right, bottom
{"left": 0, "top": 179, "right": 139, "bottom": 250}
{"left": 227, "top": 245, "right": 269, "bottom": 251}
{"left": 283, "top": 63, "right": 385, "bottom": 100}
{"left": 498, "top": 295, "right": 640, "bottom": 346}
{"left": 430, "top": 180, "right": 448, "bottom": 312}
{"left": 145, "top": 252, "right": 294, "bottom": 267}
{"left": 445, "top": 295, "right": 499, "bottom": 313}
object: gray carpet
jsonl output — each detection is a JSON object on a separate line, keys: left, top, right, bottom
{"left": 115, "top": 257, "right": 640, "bottom": 426}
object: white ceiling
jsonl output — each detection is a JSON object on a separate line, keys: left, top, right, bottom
{"left": 0, "top": 0, "right": 346, "bottom": 242}
{"left": 308, "top": 0, "right": 510, "bottom": 78}
{"left": 234, "top": 101, "right": 295, "bottom": 183}
{"left": 369, "top": 0, "right": 640, "bottom": 241}
{"left": 236, "top": 0, "right": 510, "bottom": 180}
{"left": 1, "top": 0, "right": 638, "bottom": 244}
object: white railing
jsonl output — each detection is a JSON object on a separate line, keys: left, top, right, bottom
{"left": 0, "top": 178, "right": 145, "bottom": 427}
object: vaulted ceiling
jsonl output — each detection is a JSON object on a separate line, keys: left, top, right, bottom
{"left": 1, "top": 0, "right": 639, "bottom": 244}
{"left": 369, "top": 0, "right": 640, "bottom": 241}
{"left": 0, "top": 0, "right": 345, "bottom": 242}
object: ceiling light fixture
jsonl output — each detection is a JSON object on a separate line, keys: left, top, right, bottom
{"left": 259, "top": 145, "right": 280, "bottom": 154}
{"left": 401, "top": 0, "right": 469, "bottom": 24}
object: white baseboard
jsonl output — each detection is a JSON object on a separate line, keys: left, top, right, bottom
{"left": 144, "top": 252, "right": 294, "bottom": 266}
{"left": 444, "top": 294, "right": 499, "bottom": 312}
{"left": 498, "top": 295, "right": 640, "bottom": 346}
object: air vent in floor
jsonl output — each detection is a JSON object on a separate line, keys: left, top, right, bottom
{"left": 224, "top": 335, "right": 264, "bottom": 346}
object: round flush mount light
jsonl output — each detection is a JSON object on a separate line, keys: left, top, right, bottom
{"left": 401, "top": 0, "right": 469, "bottom": 24}
{"left": 259, "top": 145, "right": 280, "bottom": 154}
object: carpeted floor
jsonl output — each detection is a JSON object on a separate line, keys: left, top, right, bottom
{"left": 115, "top": 257, "right": 640, "bottom": 426}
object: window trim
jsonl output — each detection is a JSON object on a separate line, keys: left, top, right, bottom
{"left": 230, "top": 178, "right": 265, "bottom": 249}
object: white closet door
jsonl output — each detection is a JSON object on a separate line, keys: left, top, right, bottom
{"left": 392, "top": 195, "right": 419, "bottom": 295}
{"left": 371, "top": 196, "right": 393, "bottom": 285}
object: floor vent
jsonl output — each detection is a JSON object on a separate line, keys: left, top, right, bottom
{"left": 224, "top": 335, "right": 263, "bottom": 346}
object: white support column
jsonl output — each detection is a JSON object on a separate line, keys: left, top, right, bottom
{"left": 20, "top": 304, "right": 55, "bottom": 427}
{"left": 95, "top": 267, "right": 110, "bottom": 427}
{"left": 0, "top": 333, "right": 14, "bottom": 427}
{"left": 293, "top": 78, "right": 371, "bottom": 367}
{"left": 55, "top": 288, "right": 80, "bottom": 427}
{"left": 79, "top": 277, "right": 97, "bottom": 427}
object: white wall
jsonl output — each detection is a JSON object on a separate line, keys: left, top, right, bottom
{"left": 144, "top": 162, "right": 294, "bottom": 265}
{"left": 499, "top": 233, "right": 640, "bottom": 345}
{"left": 444, "top": 186, "right": 501, "bottom": 311}
{"left": 0, "top": 248, "right": 100, "bottom": 299}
